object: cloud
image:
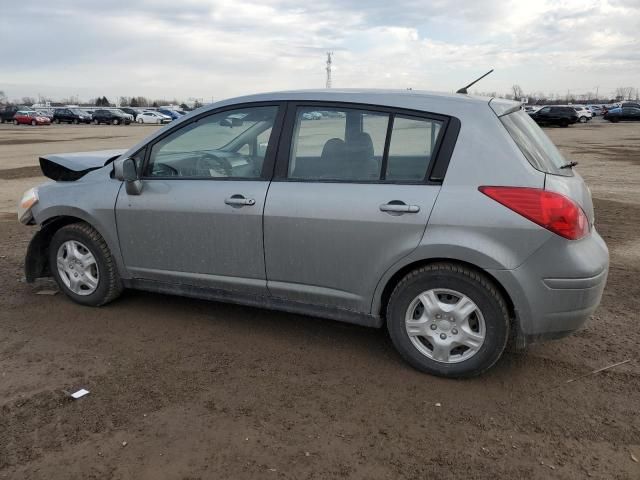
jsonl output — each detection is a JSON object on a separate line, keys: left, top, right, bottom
{"left": 0, "top": 0, "right": 638, "bottom": 101}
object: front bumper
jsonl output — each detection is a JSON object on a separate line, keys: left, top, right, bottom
{"left": 489, "top": 229, "right": 609, "bottom": 346}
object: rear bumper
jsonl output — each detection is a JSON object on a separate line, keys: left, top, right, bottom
{"left": 489, "top": 229, "right": 609, "bottom": 346}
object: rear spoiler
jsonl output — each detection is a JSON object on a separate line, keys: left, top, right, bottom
{"left": 489, "top": 98, "right": 522, "bottom": 117}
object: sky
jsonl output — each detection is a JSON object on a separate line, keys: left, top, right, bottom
{"left": 1, "top": 0, "right": 639, "bottom": 103}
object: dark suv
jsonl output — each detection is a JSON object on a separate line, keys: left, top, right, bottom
{"left": 528, "top": 106, "right": 579, "bottom": 127}
{"left": 53, "top": 108, "right": 92, "bottom": 124}
{"left": 92, "top": 109, "right": 131, "bottom": 125}
{"left": 0, "top": 105, "right": 25, "bottom": 123}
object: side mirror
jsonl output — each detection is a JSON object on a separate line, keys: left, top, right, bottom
{"left": 122, "top": 158, "right": 143, "bottom": 195}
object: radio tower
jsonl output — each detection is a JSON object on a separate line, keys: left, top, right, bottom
{"left": 325, "top": 52, "right": 333, "bottom": 89}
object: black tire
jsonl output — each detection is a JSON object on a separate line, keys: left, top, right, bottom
{"left": 13, "top": 119, "right": 18, "bottom": 125}
{"left": 579, "top": 116, "right": 587, "bottom": 123}
{"left": 31, "top": 120, "right": 36, "bottom": 126}
{"left": 74, "top": 119, "right": 79, "bottom": 124}
{"left": 48, "top": 222, "right": 123, "bottom": 307}
{"left": 386, "top": 263, "right": 510, "bottom": 378}
{"left": 560, "top": 120, "right": 569, "bottom": 127}
{"left": 93, "top": 119, "right": 99, "bottom": 125}
{"left": 55, "top": 118, "right": 60, "bottom": 124}
{"left": 112, "top": 119, "right": 119, "bottom": 125}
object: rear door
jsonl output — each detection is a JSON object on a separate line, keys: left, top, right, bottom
{"left": 115, "top": 103, "right": 284, "bottom": 296}
{"left": 263, "top": 102, "right": 454, "bottom": 313}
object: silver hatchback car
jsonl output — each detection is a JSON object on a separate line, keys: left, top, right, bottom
{"left": 19, "top": 90, "right": 609, "bottom": 377}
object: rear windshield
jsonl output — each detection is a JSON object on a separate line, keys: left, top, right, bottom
{"left": 500, "top": 110, "right": 572, "bottom": 176}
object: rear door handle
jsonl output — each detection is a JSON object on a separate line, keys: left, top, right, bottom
{"left": 379, "top": 202, "right": 420, "bottom": 214}
{"left": 224, "top": 194, "right": 256, "bottom": 207}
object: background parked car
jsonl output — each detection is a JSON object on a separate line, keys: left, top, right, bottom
{"left": 587, "top": 105, "right": 603, "bottom": 116}
{"left": 603, "top": 106, "right": 640, "bottom": 122}
{"left": 53, "top": 108, "right": 92, "bottom": 124}
{"left": 528, "top": 106, "right": 578, "bottom": 127}
{"left": 0, "top": 105, "right": 26, "bottom": 123}
{"left": 13, "top": 110, "right": 51, "bottom": 126}
{"left": 92, "top": 109, "right": 131, "bottom": 125}
{"left": 109, "top": 109, "right": 134, "bottom": 122}
{"left": 572, "top": 105, "right": 593, "bottom": 123}
{"left": 119, "top": 107, "right": 140, "bottom": 120}
{"left": 136, "top": 111, "right": 172, "bottom": 124}
{"left": 36, "top": 110, "right": 54, "bottom": 121}
{"left": 158, "top": 108, "right": 183, "bottom": 120}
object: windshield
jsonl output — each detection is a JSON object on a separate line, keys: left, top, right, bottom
{"left": 71, "top": 109, "right": 85, "bottom": 115}
{"left": 500, "top": 110, "right": 573, "bottom": 176}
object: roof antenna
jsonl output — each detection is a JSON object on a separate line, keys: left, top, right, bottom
{"left": 456, "top": 69, "right": 494, "bottom": 94}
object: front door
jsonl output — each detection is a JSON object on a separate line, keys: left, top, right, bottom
{"left": 115, "top": 103, "right": 283, "bottom": 296}
{"left": 263, "top": 104, "right": 449, "bottom": 313}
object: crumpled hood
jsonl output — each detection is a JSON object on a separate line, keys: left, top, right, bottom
{"left": 39, "top": 149, "right": 126, "bottom": 181}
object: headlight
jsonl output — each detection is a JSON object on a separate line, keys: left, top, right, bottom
{"left": 18, "top": 187, "right": 39, "bottom": 224}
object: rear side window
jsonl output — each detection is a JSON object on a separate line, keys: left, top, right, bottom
{"left": 500, "top": 110, "right": 572, "bottom": 176}
{"left": 288, "top": 107, "right": 388, "bottom": 181}
{"left": 287, "top": 107, "right": 445, "bottom": 183}
{"left": 385, "top": 115, "right": 442, "bottom": 181}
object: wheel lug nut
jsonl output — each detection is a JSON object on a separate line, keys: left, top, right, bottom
{"left": 440, "top": 333, "right": 446, "bottom": 340}
{"left": 452, "top": 328, "right": 458, "bottom": 335}
{"left": 430, "top": 324, "right": 437, "bottom": 330}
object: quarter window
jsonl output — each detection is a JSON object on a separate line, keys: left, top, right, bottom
{"left": 288, "top": 107, "right": 388, "bottom": 181}
{"left": 145, "top": 106, "right": 278, "bottom": 178}
{"left": 385, "top": 115, "right": 443, "bottom": 181}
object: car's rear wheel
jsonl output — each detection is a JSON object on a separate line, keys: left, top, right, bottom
{"left": 49, "top": 223, "right": 123, "bottom": 307}
{"left": 386, "top": 263, "right": 510, "bottom": 378}
{"left": 112, "top": 119, "right": 119, "bottom": 125}
{"left": 560, "top": 119, "right": 569, "bottom": 127}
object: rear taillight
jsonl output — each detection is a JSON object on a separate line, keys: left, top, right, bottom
{"left": 479, "top": 186, "right": 589, "bottom": 240}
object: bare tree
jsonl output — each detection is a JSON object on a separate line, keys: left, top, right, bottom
{"left": 21, "top": 96, "right": 36, "bottom": 106}
{"left": 615, "top": 87, "right": 634, "bottom": 101}
{"left": 0, "top": 90, "right": 6, "bottom": 105}
{"left": 511, "top": 84, "right": 524, "bottom": 101}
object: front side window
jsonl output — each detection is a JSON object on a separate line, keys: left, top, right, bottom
{"left": 288, "top": 107, "right": 388, "bottom": 181}
{"left": 385, "top": 115, "right": 442, "bottom": 181}
{"left": 145, "top": 106, "right": 278, "bottom": 179}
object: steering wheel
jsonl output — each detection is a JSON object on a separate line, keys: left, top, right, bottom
{"left": 152, "top": 162, "right": 179, "bottom": 176}
{"left": 196, "top": 152, "right": 233, "bottom": 177}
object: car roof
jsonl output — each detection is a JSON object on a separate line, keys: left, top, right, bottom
{"left": 202, "top": 88, "right": 521, "bottom": 117}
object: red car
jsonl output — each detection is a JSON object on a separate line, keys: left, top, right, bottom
{"left": 13, "top": 110, "right": 51, "bottom": 126}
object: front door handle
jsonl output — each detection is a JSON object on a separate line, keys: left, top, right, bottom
{"left": 225, "top": 194, "right": 256, "bottom": 207}
{"left": 379, "top": 201, "right": 420, "bottom": 215}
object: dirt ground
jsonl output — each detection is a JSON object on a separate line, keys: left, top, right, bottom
{"left": 0, "top": 120, "right": 639, "bottom": 479}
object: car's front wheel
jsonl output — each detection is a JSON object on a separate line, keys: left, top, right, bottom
{"left": 579, "top": 116, "right": 587, "bottom": 123}
{"left": 386, "top": 263, "right": 510, "bottom": 378}
{"left": 93, "top": 119, "right": 99, "bottom": 124}
{"left": 13, "top": 119, "right": 18, "bottom": 125}
{"left": 49, "top": 223, "right": 123, "bottom": 306}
